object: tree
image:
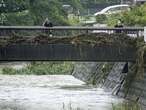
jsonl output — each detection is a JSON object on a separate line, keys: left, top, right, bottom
{"left": 105, "top": 4, "right": 146, "bottom": 27}
{"left": 121, "top": 4, "right": 146, "bottom": 26}
{"left": 29, "top": 0, "right": 68, "bottom": 25}
{"left": 1, "top": 0, "right": 69, "bottom": 25}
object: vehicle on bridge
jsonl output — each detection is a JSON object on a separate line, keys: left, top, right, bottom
{"left": 94, "top": 4, "right": 130, "bottom": 16}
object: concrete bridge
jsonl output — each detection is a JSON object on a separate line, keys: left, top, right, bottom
{"left": 0, "top": 26, "right": 144, "bottom": 61}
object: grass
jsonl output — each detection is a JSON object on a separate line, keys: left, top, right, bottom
{"left": 1, "top": 62, "right": 74, "bottom": 75}
{"left": 112, "top": 102, "right": 142, "bottom": 110}
{"left": 62, "top": 101, "right": 142, "bottom": 110}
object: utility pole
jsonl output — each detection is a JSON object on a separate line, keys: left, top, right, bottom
{"left": 121, "top": 0, "right": 124, "bottom": 4}
{"left": 144, "top": 27, "right": 146, "bottom": 43}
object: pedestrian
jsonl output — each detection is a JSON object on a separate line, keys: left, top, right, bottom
{"left": 43, "top": 18, "right": 53, "bottom": 37}
{"left": 122, "top": 62, "right": 128, "bottom": 73}
{"left": 114, "top": 19, "right": 123, "bottom": 33}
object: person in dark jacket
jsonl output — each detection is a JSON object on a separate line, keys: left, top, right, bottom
{"left": 114, "top": 19, "right": 123, "bottom": 33}
{"left": 122, "top": 62, "right": 128, "bottom": 73}
{"left": 43, "top": 18, "right": 53, "bottom": 36}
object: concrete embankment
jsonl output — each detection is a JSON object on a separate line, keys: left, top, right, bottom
{"left": 72, "top": 62, "right": 146, "bottom": 106}
{"left": 72, "top": 62, "right": 113, "bottom": 86}
{"left": 72, "top": 62, "right": 104, "bottom": 85}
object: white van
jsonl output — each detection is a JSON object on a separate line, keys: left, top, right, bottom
{"left": 94, "top": 4, "right": 130, "bottom": 16}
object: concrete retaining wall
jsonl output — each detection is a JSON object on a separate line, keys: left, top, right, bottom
{"left": 72, "top": 62, "right": 105, "bottom": 84}
{"left": 72, "top": 62, "right": 146, "bottom": 106}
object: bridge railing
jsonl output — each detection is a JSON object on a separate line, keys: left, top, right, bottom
{"left": 0, "top": 26, "right": 144, "bottom": 38}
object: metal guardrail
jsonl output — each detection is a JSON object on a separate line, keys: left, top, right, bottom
{"left": 0, "top": 26, "right": 143, "bottom": 30}
{"left": 0, "top": 26, "right": 144, "bottom": 37}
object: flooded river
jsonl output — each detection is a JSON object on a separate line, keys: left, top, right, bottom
{"left": 0, "top": 75, "right": 122, "bottom": 110}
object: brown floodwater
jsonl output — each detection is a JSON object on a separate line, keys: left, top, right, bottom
{"left": 0, "top": 75, "right": 123, "bottom": 110}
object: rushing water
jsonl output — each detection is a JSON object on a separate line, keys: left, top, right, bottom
{"left": 0, "top": 75, "right": 123, "bottom": 110}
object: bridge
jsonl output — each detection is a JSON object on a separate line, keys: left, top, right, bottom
{"left": 0, "top": 26, "right": 144, "bottom": 62}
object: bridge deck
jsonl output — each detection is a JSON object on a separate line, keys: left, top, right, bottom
{"left": 0, "top": 26, "right": 144, "bottom": 62}
{"left": 0, "top": 44, "right": 137, "bottom": 62}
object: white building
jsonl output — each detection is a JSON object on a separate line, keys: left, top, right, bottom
{"left": 134, "top": 0, "right": 146, "bottom": 4}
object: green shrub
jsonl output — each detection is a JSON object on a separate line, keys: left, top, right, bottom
{"left": 96, "top": 14, "right": 107, "bottom": 24}
{"left": 106, "top": 4, "right": 146, "bottom": 27}
{"left": 2, "top": 67, "right": 17, "bottom": 75}
{"left": 1, "top": 62, "right": 74, "bottom": 75}
{"left": 112, "top": 102, "right": 142, "bottom": 110}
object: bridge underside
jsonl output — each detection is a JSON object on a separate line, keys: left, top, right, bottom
{"left": 0, "top": 44, "right": 137, "bottom": 62}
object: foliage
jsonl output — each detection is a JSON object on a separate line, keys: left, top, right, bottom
{"left": 68, "top": 16, "right": 80, "bottom": 25}
{"left": 2, "top": 62, "right": 74, "bottom": 75}
{"left": 5, "top": 10, "right": 34, "bottom": 25}
{"left": 112, "top": 102, "right": 141, "bottom": 110}
{"left": 106, "top": 4, "right": 146, "bottom": 27}
{"left": 2, "top": 67, "right": 18, "bottom": 75}
{"left": 122, "top": 38, "right": 145, "bottom": 96}
{"left": 0, "top": 0, "right": 74, "bottom": 25}
{"left": 105, "top": 13, "right": 123, "bottom": 26}
{"left": 96, "top": 14, "right": 107, "bottom": 24}
{"left": 96, "top": 14, "right": 123, "bottom": 27}
{"left": 28, "top": 0, "right": 68, "bottom": 25}
{"left": 0, "top": 0, "right": 125, "bottom": 26}
{"left": 121, "top": 4, "right": 146, "bottom": 26}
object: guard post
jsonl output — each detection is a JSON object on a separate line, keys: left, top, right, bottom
{"left": 144, "top": 27, "right": 146, "bottom": 42}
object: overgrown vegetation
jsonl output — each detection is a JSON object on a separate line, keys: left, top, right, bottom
{"left": 96, "top": 14, "right": 107, "bottom": 24}
{"left": 2, "top": 62, "right": 74, "bottom": 75}
{"left": 135, "top": 40, "right": 146, "bottom": 79}
{"left": 112, "top": 102, "right": 142, "bottom": 110}
{"left": 95, "top": 4, "right": 146, "bottom": 27}
{"left": 121, "top": 4, "right": 146, "bottom": 26}
{"left": 104, "top": 4, "right": 146, "bottom": 26}
{"left": 123, "top": 37, "right": 146, "bottom": 95}
{"left": 0, "top": 0, "right": 84, "bottom": 26}
{"left": 0, "top": 0, "right": 124, "bottom": 26}
{"left": 0, "top": 33, "right": 138, "bottom": 47}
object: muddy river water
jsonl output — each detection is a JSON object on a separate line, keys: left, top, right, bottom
{"left": 0, "top": 75, "right": 123, "bottom": 110}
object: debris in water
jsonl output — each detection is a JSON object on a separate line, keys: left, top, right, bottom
{"left": 0, "top": 33, "right": 138, "bottom": 47}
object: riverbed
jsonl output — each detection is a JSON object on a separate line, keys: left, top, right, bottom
{"left": 0, "top": 75, "right": 122, "bottom": 110}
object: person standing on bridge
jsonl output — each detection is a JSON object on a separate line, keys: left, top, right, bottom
{"left": 114, "top": 19, "right": 124, "bottom": 33}
{"left": 43, "top": 18, "right": 53, "bottom": 37}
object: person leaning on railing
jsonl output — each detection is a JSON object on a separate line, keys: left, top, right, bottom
{"left": 43, "top": 18, "right": 53, "bottom": 37}
{"left": 114, "top": 19, "right": 123, "bottom": 33}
